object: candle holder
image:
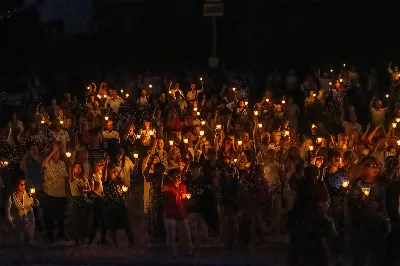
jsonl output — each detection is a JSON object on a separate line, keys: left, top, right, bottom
{"left": 362, "top": 187, "right": 370, "bottom": 197}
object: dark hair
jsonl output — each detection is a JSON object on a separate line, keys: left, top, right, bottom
{"left": 168, "top": 168, "right": 181, "bottom": 180}
{"left": 154, "top": 162, "right": 165, "bottom": 174}
{"left": 14, "top": 170, "right": 26, "bottom": 187}
{"left": 189, "top": 161, "right": 201, "bottom": 169}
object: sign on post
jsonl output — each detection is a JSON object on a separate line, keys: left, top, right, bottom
{"left": 204, "top": 2, "right": 223, "bottom": 17}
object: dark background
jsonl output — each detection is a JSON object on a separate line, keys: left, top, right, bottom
{"left": 0, "top": 1, "right": 399, "bottom": 95}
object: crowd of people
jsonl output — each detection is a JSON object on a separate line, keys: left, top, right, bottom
{"left": 0, "top": 64, "right": 400, "bottom": 266}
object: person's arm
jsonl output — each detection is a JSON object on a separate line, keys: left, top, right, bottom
{"left": 367, "top": 125, "right": 382, "bottom": 143}
{"left": 5, "top": 196, "right": 14, "bottom": 227}
{"left": 142, "top": 153, "right": 151, "bottom": 174}
{"left": 41, "top": 146, "right": 57, "bottom": 169}
{"left": 20, "top": 153, "right": 28, "bottom": 172}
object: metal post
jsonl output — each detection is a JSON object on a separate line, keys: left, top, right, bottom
{"left": 212, "top": 16, "right": 217, "bottom": 57}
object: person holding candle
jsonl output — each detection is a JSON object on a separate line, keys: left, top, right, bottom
{"left": 162, "top": 168, "right": 192, "bottom": 257}
{"left": 186, "top": 83, "right": 203, "bottom": 103}
{"left": 347, "top": 156, "right": 391, "bottom": 266}
{"left": 105, "top": 89, "right": 125, "bottom": 113}
{"left": 41, "top": 145, "right": 68, "bottom": 242}
{"left": 102, "top": 164, "right": 133, "bottom": 247}
{"left": 67, "top": 161, "right": 91, "bottom": 246}
{"left": 5, "top": 174, "right": 39, "bottom": 245}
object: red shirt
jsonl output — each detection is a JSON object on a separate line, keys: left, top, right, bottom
{"left": 163, "top": 183, "right": 187, "bottom": 220}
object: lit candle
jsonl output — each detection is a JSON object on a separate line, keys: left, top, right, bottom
{"left": 362, "top": 187, "right": 370, "bottom": 196}
{"left": 313, "top": 93, "right": 316, "bottom": 97}
{"left": 122, "top": 186, "right": 128, "bottom": 192}
{"left": 343, "top": 63, "right": 346, "bottom": 67}
{"left": 234, "top": 158, "right": 238, "bottom": 163}
{"left": 105, "top": 116, "right": 109, "bottom": 121}
{"left": 125, "top": 93, "right": 129, "bottom": 98}
{"left": 216, "top": 125, "right": 221, "bottom": 130}
{"left": 169, "top": 90, "right": 172, "bottom": 94}
{"left": 3, "top": 161, "right": 8, "bottom": 166}
{"left": 120, "top": 89, "right": 124, "bottom": 93}
{"left": 232, "top": 87, "right": 236, "bottom": 91}
{"left": 329, "top": 82, "right": 332, "bottom": 86}
{"left": 258, "top": 123, "right": 262, "bottom": 128}
{"left": 245, "top": 101, "right": 249, "bottom": 106}
{"left": 200, "top": 130, "right": 204, "bottom": 136}
{"left": 66, "top": 152, "right": 72, "bottom": 158}
{"left": 41, "top": 120, "right": 45, "bottom": 124}
{"left": 133, "top": 153, "right": 138, "bottom": 159}
{"left": 386, "top": 94, "right": 389, "bottom": 98}
{"left": 136, "top": 135, "right": 141, "bottom": 139}
{"left": 103, "top": 94, "right": 107, "bottom": 98}
{"left": 317, "top": 137, "right": 322, "bottom": 143}
{"left": 309, "top": 146, "right": 314, "bottom": 151}
{"left": 193, "top": 108, "right": 198, "bottom": 112}
{"left": 284, "top": 130, "right": 289, "bottom": 136}
{"left": 339, "top": 79, "right": 343, "bottom": 83}
{"left": 397, "top": 118, "right": 400, "bottom": 123}
{"left": 342, "top": 180, "right": 349, "bottom": 188}
{"left": 184, "top": 138, "right": 189, "bottom": 144}
{"left": 186, "top": 193, "right": 192, "bottom": 199}
{"left": 266, "top": 98, "right": 270, "bottom": 103}
{"left": 200, "top": 77, "right": 203, "bottom": 81}
{"left": 169, "top": 140, "right": 174, "bottom": 146}
{"left": 330, "top": 69, "right": 333, "bottom": 72}
{"left": 201, "top": 120, "right": 205, "bottom": 125}
{"left": 397, "top": 140, "right": 400, "bottom": 146}
{"left": 149, "top": 84, "right": 152, "bottom": 89}
{"left": 87, "top": 86, "right": 90, "bottom": 90}
{"left": 393, "top": 123, "right": 397, "bottom": 128}
{"left": 254, "top": 111, "right": 259, "bottom": 116}
{"left": 311, "top": 124, "right": 317, "bottom": 129}
{"left": 149, "top": 130, "right": 154, "bottom": 136}
{"left": 60, "top": 120, "right": 64, "bottom": 125}
{"left": 30, "top": 188, "right": 36, "bottom": 194}
{"left": 282, "top": 100, "right": 286, "bottom": 104}
{"left": 197, "top": 112, "right": 200, "bottom": 116}
{"left": 238, "top": 140, "right": 243, "bottom": 146}
{"left": 97, "top": 94, "right": 101, "bottom": 98}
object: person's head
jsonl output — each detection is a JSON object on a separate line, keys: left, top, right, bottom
{"left": 328, "top": 149, "right": 342, "bottom": 167}
{"left": 28, "top": 143, "right": 39, "bottom": 157}
{"left": 154, "top": 162, "right": 165, "bottom": 175}
{"left": 304, "top": 165, "right": 320, "bottom": 181}
{"left": 156, "top": 139, "right": 164, "bottom": 150}
{"left": 51, "top": 98, "right": 57, "bottom": 105}
{"left": 343, "top": 150, "right": 358, "bottom": 166}
{"left": 12, "top": 112, "right": 17, "bottom": 121}
{"left": 206, "top": 148, "right": 217, "bottom": 161}
{"left": 58, "top": 109, "right": 64, "bottom": 117}
{"left": 65, "top": 117, "right": 73, "bottom": 129}
{"left": 190, "top": 83, "right": 196, "bottom": 91}
{"left": 108, "top": 164, "right": 120, "bottom": 180}
{"left": 395, "top": 66, "right": 399, "bottom": 72}
{"left": 375, "top": 99, "right": 382, "bottom": 109}
{"left": 288, "top": 146, "right": 300, "bottom": 160}
{"left": 314, "top": 155, "right": 324, "bottom": 168}
{"left": 223, "top": 138, "right": 233, "bottom": 150}
{"left": 106, "top": 120, "right": 114, "bottom": 131}
{"left": 64, "top": 93, "right": 71, "bottom": 101}
{"left": 376, "top": 136, "right": 388, "bottom": 150}
{"left": 309, "top": 90, "right": 315, "bottom": 97}
{"left": 238, "top": 155, "right": 248, "bottom": 170}
{"left": 15, "top": 175, "right": 26, "bottom": 193}
{"left": 169, "top": 147, "right": 181, "bottom": 162}
{"left": 141, "top": 89, "right": 147, "bottom": 97}
{"left": 73, "top": 162, "right": 83, "bottom": 178}
{"left": 242, "top": 132, "right": 250, "bottom": 142}
{"left": 361, "top": 156, "right": 380, "bottom": 182}
{"left": 189, "top": 161, "right": 201, "bottom": 178}
{"left": 116, "top": 147, "right": 124, "bottom": 161}
{"left": 94, "top": 160, "right": 105, "bottom": 174}
{"left": 143, "top": 120, "right": 151, "bottom": 129}
{"left": 174, "top": 83, "right": 180, "bottom": 90}
{"left": 168, "top": 168, "right": 181, "bottom": 186}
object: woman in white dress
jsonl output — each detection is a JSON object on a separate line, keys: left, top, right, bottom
{"left": 6, "top": 175, "right": 39, "bottom": 244}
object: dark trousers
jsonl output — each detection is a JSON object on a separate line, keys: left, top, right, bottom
{"left": 88, "top": 197, "right": 105, "bottom": 244}
{"left": 42, "top": 193, "right": 66, "bottom": 241}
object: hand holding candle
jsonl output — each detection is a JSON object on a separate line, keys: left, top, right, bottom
{"left": 254, "top": 111, "right": 259, "bottom": 116}
{"left": 122, "top": 186, "right": 128, "bottom": 193}
{"left": 30, "top": 188, "right": 36, "bottom": 194}
{"left": 237, "top": 140, "right": 243, "bottom": 146}
{"left": 134, "top": 153, "right": 139, "bottom": 159}
{"left": 184, "top": 138, "right": 189, "bottom": 144}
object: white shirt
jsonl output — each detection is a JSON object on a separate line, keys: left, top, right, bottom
{"left": 187, "top": 89, "right": 203, "bottom": 102}
{"left": 342, "top": 120, "right": 362, "bottom": 136}
{"left": 43, "top": 160, "right": 67, "bottom": 197}
{"left": 105, "top": 96, "right": 125, "bottom": 113}
{"left": 51, "top": 129, "right": 70, "bottom": 154}
{"left": 370, "top": 107, "right": 388, "bottom": 126}
{"left": 118, "top": 157, "right": 135, "bottom": 187}
{"left": 102, "top": 130, "right": 120, "bottom": 140}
